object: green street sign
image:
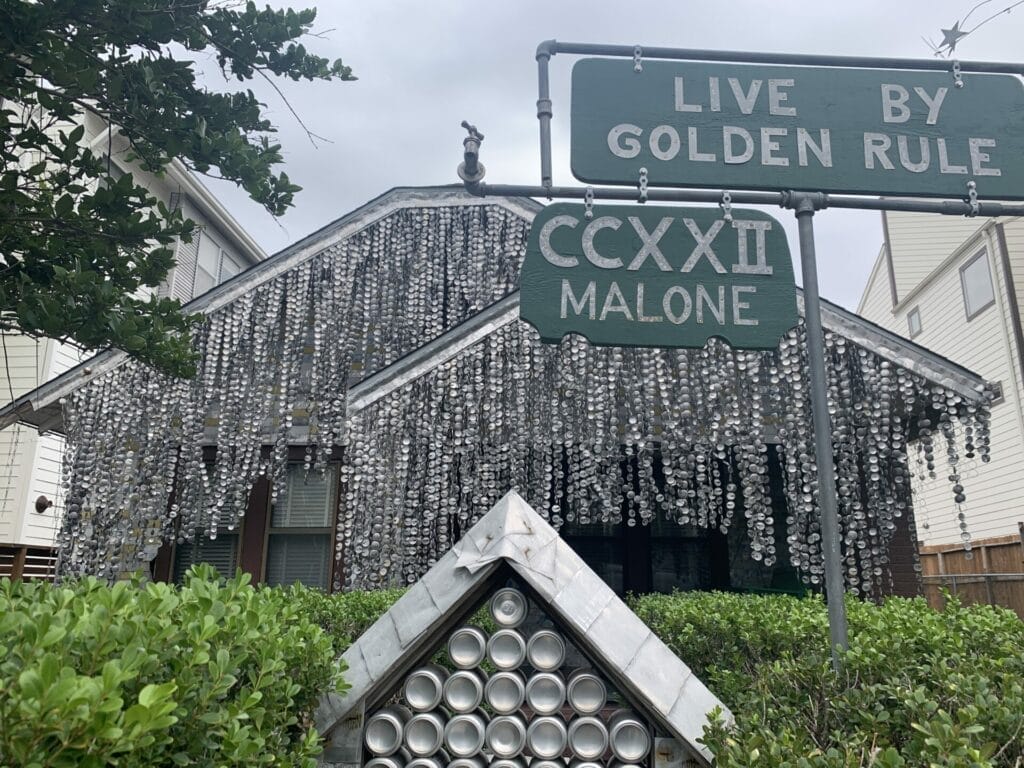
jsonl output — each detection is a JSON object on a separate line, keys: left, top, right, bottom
{"left": 571, "top": 57, "right": 1024, "bottom": 199}
{"left": 519, "top": 203, "right": 797, "bottom": 349}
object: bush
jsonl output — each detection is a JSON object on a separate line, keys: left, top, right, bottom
{"left": 0, "top": 568, "right": 346, "bottom": 768}
{"left": 630, "top": 591, "right": 1024, "bottom": 767}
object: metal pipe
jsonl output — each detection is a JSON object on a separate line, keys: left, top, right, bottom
{"left": 536, "top": 41, "right": 555, "bottom": 188}
{"left": 464, "top": 181, "right": 1024, "bottom": 217}
{"left": 548, "top": 40, "right": 1024, "bottom": 75}
{"left": 793, "top": 193, "right": 850, "bottom": 672}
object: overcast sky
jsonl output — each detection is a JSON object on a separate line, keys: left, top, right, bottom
{"left": 198, "top": 0, "right": 1024, "bottom": 311}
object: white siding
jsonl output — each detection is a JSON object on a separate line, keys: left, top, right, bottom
{"left": 857, "top": 245, "right": 893, "bottom": 320}
{"left": 861, "top": 221, "right": 1024, "bottom": 546}
{"left": 885, "top": 211, "right": 987, "bottom": 301}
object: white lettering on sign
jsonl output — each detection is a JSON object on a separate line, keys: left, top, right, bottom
{"left": 558, "top": 279, "right": 762, "bottom": 329}
{"left": 600, "top": 75, "right": 1002, "bottom": 178}
{"left": 541, "top": 215, "right": 777, "bottom": 279}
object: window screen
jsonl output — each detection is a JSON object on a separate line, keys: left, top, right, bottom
{"left": 194, "top": 233, "right": 221, "bottom": 296}
{"left": 961, "top": 250, "right": 995, "bottom": 319}
{"left": 266, "top": 465, "right": 337, "bottom": 590}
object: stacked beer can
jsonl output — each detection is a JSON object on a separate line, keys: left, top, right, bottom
{"left": 363, "top": 585, "right": 653, "bottom": 768}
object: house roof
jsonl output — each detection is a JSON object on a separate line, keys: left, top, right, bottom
{"left": 314, "top": 489, "right": 729, "bottom": 766}
{"left": 0, "top": 185, "right": 989, "bottom": 434}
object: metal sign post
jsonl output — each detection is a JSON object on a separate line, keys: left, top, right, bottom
{"left": 457, "top": 40, "right": 1024, "bottom": 675}
{"left": 791, "top": 193, "right": 849, "bottom": 668}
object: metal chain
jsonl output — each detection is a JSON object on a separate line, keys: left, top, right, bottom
{"left": 638, "top": 167, "right": 648, "bottom": 203}
{"left": 952, "top": 60, "right": 964, "bottom": 89}
{"left": 966, "top": 180, "right": 979, "bottom": 216}
{"left": 584, "top": 186, "right": 595, "bottom": 219}
{"left": 720, "top": 190, "right": 733, "bottom": 222}
{"left": 633, "top": 45, "right": 643, "bottom": 73}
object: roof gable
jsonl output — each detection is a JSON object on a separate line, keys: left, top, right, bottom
{"left": 315, "top": 490, "right": 729, "bottom": 766}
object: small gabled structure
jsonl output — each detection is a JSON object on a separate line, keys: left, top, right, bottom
{"left": 316, "top": 490, "right": 730, "bottom": 767}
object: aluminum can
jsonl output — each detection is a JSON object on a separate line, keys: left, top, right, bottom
{"left": 450, "top": 758, "right": 489, "bottom": 768}
{"left": 527, "top": 716, "right": 569, "bottom": 759}
{"left": 490, "top": 759, "right": 528, "bottom": 768}
{"left": 444, "top": 712, "right": 488, "bottom": 758}
{"left": 403, "top": 663, "right": 449, "bottom": 712}
{"left": 525, "top": 671, "right": 566, "bottom": 715}
{"left": 365, "top": 748, "right": 411, "bottom": 768}
{"left": 405, "top": 711, "right": 447, "bottom": 757}
{"left": 490, "top": 587, "right": 528, "bottom": 628}
{"left": 532, "top": 761, "right": 568, "bottom": 768}
{"left": 448, "top": 626, "right": 488, "bottom": 669}
{"left": 443, "top": 669, "right": 486, "bottom": 713}
{"left": 569, "top": 762, "right": 604, "bottom": 768}
{"left": 405, "top": 750, "right": 449, "bottom": 768}
{"left": 609, "top": 762, "right": 644, "bottom": 768}
{"left": 566, "top": 670, "right": 607, "bottom": 715}
{"left": 487, "top": 628, "right": 527, "bottom": 671}
{"left": 486, "top": 714, "right": 528, "bottom": 758}
{"left": 567, "top": 716, "right": 608, "bottom": 760}
{"left": 484, "top": 670, "right": 526, "bottom": 714}
{"left": 608, "top": 710, "right": 651, "bottom": 762}
{"left": 364, "top": 704, "right": 412, "bottom": 756}
{"left": 526, "top": 629, "right": 566, "bottom": 671}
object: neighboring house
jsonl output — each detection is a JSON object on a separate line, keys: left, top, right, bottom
{"left": 0, "top": 188, "right": 995, "bottom": 604}
{"left": 859, "top": 210, "right": 1024, "bottom": 612}
{"left": 0, "top": 112, "right": 265, "bottom": 579}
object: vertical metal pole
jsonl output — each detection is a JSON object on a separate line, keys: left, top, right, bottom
{"left": 536, "top": 42, "right": 554, "bottom": 189}
{"left": 794, "top": 194, "right": 849, "bottom": 673}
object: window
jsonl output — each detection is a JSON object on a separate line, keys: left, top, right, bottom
{"left": 907, "top": 307, "right": 922, "bottom": 338}
{"left": 194, "top": 230, "right": 243, "bottom": 296}
{"left": 265, "top": 465, "right": 337, "bottom": 590}
{"left": 172, "top": 530, "right": 239, "bottom": 583}
{"left": 960, "top": 250, "right": 995, "bottom": 320}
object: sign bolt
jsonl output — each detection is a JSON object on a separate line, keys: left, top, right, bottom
{"left": 633, "top": 45, "right": 643, "bottom": 72}
{"left": 720, "top": 190, "right": 733, "bottom": 222}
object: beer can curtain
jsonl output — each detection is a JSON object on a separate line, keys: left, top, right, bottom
{"left": 50, "top": 190, "right": 995, "bottom": 593}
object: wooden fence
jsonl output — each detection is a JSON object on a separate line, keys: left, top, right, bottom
{"left": 918, "top": 525, "right": 1024, "bottom": 619}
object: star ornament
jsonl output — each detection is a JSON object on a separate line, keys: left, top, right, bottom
{"left": 940, "top": 21, "right": 969, "bottom": 53}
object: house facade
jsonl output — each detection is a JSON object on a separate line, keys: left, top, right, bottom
{"left": 0, "top": 188, "right": 996, "bottom": 601}
{"left": 859, "top": 210, "right": 1024, "bottom": 613}
{"left": 0, "top": 112, "right": 265, "bottom": 579}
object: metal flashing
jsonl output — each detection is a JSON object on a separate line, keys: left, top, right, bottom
{"left": 314, "top": 490, "right": 729, "bottom": 766}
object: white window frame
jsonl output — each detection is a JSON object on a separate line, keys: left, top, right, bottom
{"left": 193, "top": 229, "right": 243, "bottom": 296}
{"left": 907, "top": 306, "right": 922, "bottom": 338}
{"left": 960, "top": 249, "right": 996, "bottom": 321}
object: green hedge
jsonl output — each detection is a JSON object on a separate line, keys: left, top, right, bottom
{"left": 0, "top": 568, "right": 346, "bottom": 768}
{"left": 4, "top": 573, "right": 1021, "bottom": 767}
{"left": 631, "top": 592, "right": 1024, "bottom": 767}
{"left": 298, "top": 587, "right": 1023, "bottom": 767}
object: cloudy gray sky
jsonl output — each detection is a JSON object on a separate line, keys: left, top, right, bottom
{"left": 199, "top": 0, "right": 1024, "bottom": 311}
